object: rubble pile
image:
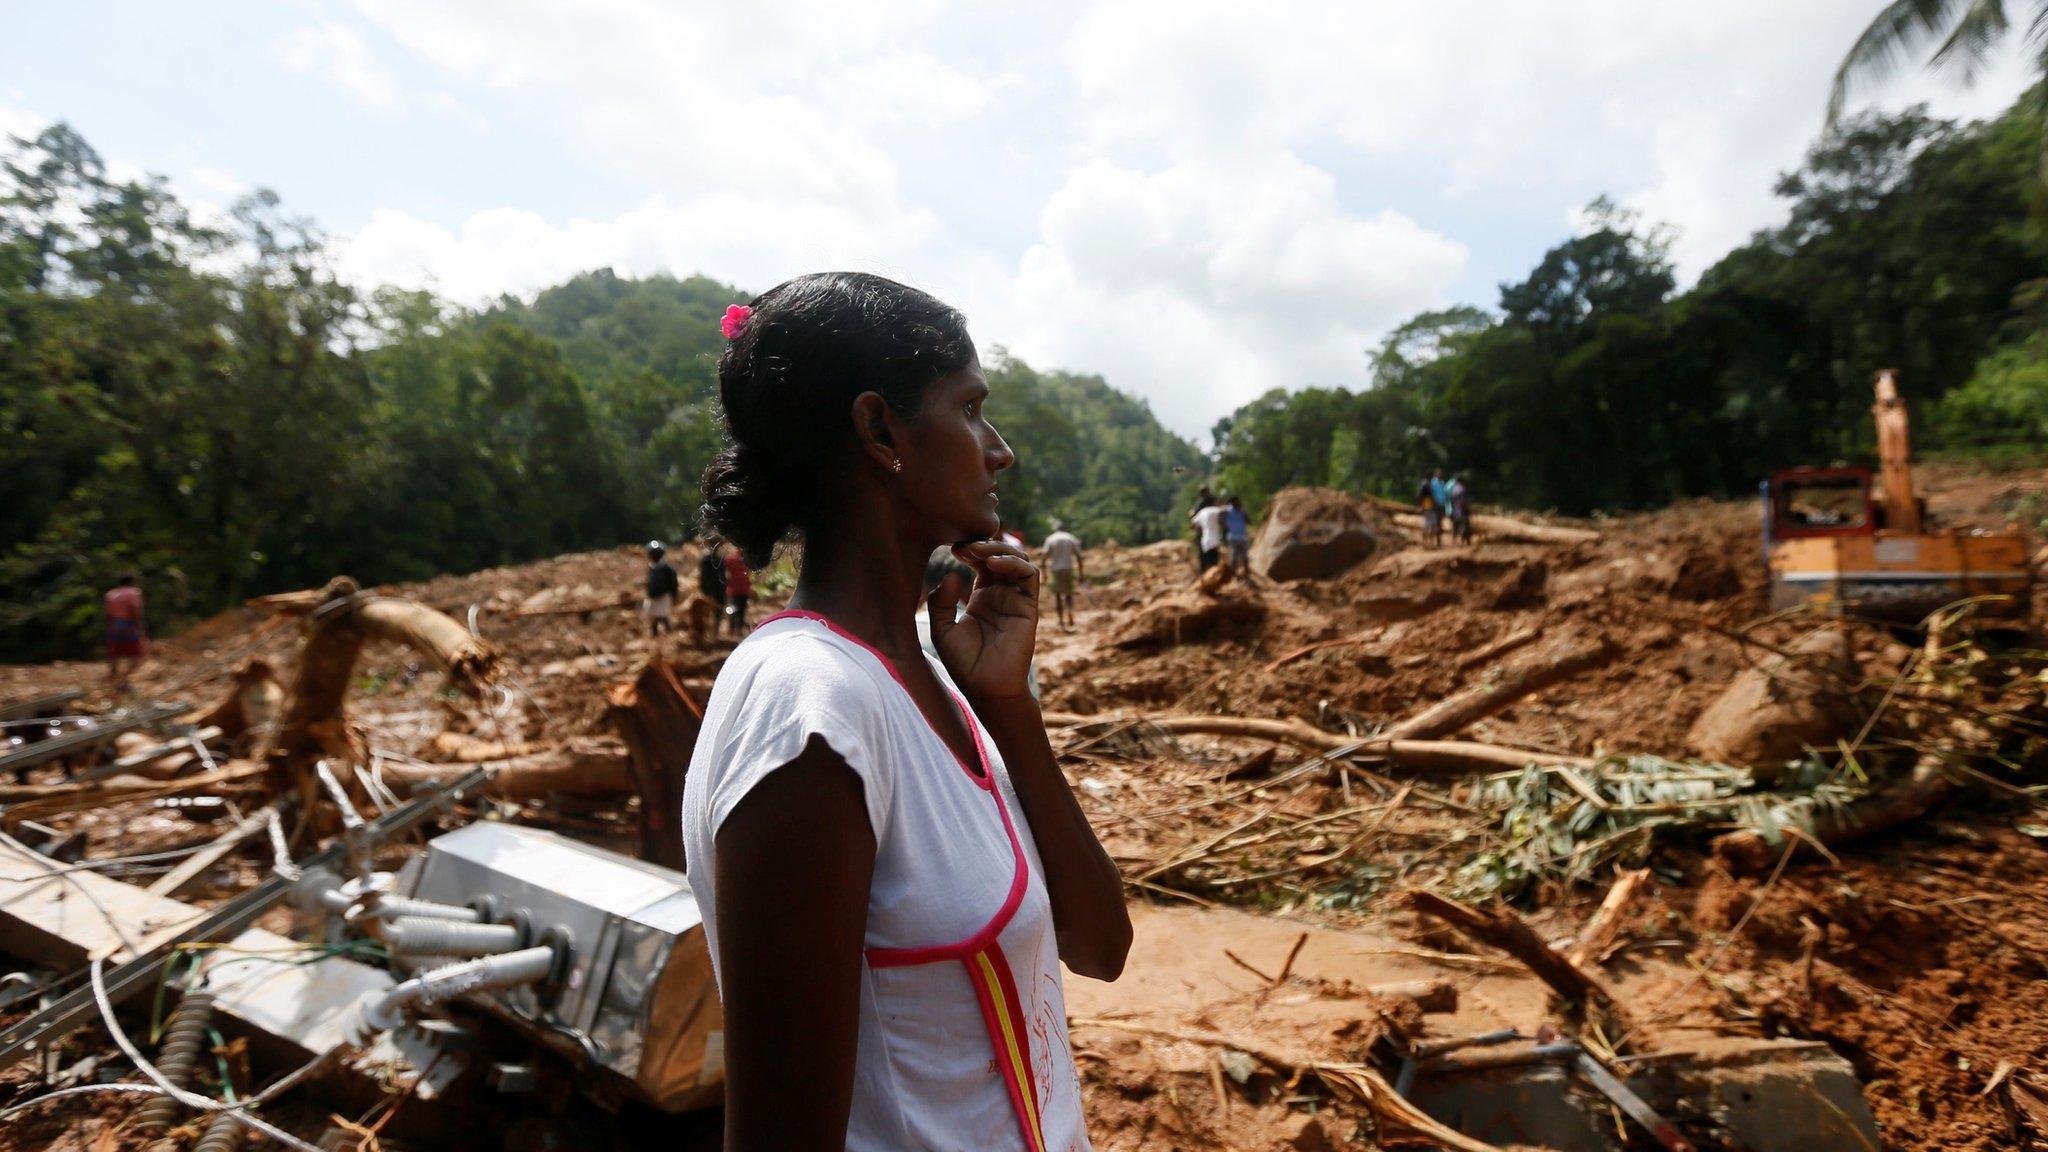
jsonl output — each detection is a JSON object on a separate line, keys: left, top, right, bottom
{"left": 1, "top": 463, "right": 2043, "bottom": 1151}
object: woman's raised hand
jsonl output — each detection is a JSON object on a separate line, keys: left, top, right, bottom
{"left": 928, "top": 539, "right": 1039, "bottom": 702}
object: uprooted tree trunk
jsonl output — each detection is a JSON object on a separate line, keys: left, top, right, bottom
{"left": 1381, "top": 630, "right": 1617, "bottom": 742}
{"left": 258, "top": 577, "right": 502, "bottom": 839}
{"left": 606, "top": 658, "right": 706, "bottom": 869}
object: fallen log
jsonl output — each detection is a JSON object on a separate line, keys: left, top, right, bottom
{"left": 1710, "top": 749, "right": 1961, "bottom": 873}
{"left": 1403, "top": 889, "right": 1636, "bottom": 1042}
{"left": 1264, "top": 628, "right": 1383, "bottom": 673}
{"left": 1390, "top": 511, "right": 1600, "bottom": 546}
{"left": 508, "top": 591, "right": 638, "bottom": 619}
{"left": 427, "top": 732, "right": 543, "bottom": 763}
{"left": 607, "top": 660, "right": 707, "bottom": 868}
{"left": 1565, "top": 868, "right": 1650, "bottom": 968}
{"left": 1383, "top": 631, "right": 1617, "bottom": 742}
{"left": 1041, "top": 711, "right": 1587, "bottom": 770}
{"left": 1366, "top": 977, "right": 1459, "bottom": 1013}
{"left": 1457, "top": 623, "right": 1543, "bottom": 671}
{"left": 374, "top": 737, "right": 631, "bottom": 800}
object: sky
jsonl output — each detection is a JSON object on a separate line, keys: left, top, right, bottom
{"left": 2, "top": 1, "right": 2035, "bottom": 441}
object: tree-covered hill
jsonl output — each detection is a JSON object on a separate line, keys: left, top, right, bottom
{"left": 0, "top": 130, "right": 1203, "bottom": 659}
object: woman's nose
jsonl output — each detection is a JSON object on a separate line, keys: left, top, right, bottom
{"left": 987, "top": 427, "right": 1016, "bottom": 472}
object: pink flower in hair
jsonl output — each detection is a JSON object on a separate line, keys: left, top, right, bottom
{"left": 721, "top": 304, "right": 753, "bottom": 341}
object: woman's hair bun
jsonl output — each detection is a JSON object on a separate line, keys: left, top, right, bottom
{"left": 699, "top": 440, "right": 791, "bottom": 570}
{"left": 697, "top": 272, "right": 974, "bottom": 568}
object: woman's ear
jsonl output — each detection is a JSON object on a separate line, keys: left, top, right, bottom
{"left": 849, "top": 391, "right": 899, "bottom": 473}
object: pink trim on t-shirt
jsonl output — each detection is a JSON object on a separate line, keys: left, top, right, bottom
{"left": 755, "top": 610, "right": 1033, "bottom": 969}
{"left": 759, "top": 608, "right": 988, "bottom": 787}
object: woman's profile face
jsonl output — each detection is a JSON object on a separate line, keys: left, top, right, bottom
{"left": 901, "top": 359, "right": 1014, "bottom": 544}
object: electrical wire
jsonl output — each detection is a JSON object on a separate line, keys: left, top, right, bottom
{"left": 87, "top": 957, "right": 324, "bottom": 1152}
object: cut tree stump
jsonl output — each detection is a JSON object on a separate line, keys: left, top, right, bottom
{"left": 606, "top": 658, "right": 706, "bottom": 868}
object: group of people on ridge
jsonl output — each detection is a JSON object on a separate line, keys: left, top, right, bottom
{"left": 643, "top": 537, "right": 752, "bottom": 642}
{"left": 1417, "top": 469, "right": 1472, "bottom": 547}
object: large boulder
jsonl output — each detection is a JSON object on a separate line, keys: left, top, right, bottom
{"left": 1249, "top": 488, "right": 1385, "bottom": 581}
{"left": 1686, "top": 628, "right": 1859, "bottom": 775}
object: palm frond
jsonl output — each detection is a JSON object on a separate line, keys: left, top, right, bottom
{"left": 1928, "top": 0, "right": 2012, "bottom": 82}
{"left": 1829, "top": 0, "right": 1973, "bottom": 125}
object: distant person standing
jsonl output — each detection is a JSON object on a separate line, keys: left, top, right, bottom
{"left": 1041, "top": 520, "right": 1084, "bottom": 631}
{"left": 1448, "top": 477, "right": 1472, "bottom": 546}
{"left": 103, "top": 573, "right": 147, "bottom": 696}
{"left": 723, "top": 546, "right": 754, "bottom": 634}
{"left": 1224, "top": 495, "right": 1252, "bottom": 578}
{"left": 1191, "top": 500, "right": 1228, "bottom": 573}
{"left": 644, "top": 541, "right": 681, "bottom": 636}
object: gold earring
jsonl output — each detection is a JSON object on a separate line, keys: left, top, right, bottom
{"left": 892, "top": 459, "right": 903, "bottom": 474}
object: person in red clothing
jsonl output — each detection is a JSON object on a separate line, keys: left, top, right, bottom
{"left": 103, "top": 573, "right": 147, "bottom": 696}
{"left": 723, "top": 547, "right": 754, "bottom": 635}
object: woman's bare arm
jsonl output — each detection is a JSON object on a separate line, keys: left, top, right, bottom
{"left": 975, "top": 694, "right": 1132, "bottom": 981}
{"left": 713, "top": 735, "right": 876, "bottom": 1150}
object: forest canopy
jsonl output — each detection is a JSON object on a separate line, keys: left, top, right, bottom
{"left": 1212, "top": 91, "right": 2048, "bottom": 516}
{"left": 0, "top": 126, "right": 1202, "bottom": 658}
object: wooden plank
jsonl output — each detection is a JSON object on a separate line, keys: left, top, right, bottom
{"left": 144, "top": 812, "right": 270, "bottom": 899}
{"left": 0, "top": 836, "right": 207, "bottom": 967}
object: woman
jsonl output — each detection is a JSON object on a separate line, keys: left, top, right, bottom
{"left": 680, "top": 273, "right": 1131, "bottom": 1152}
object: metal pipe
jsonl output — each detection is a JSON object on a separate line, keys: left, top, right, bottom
{"left": 359, "top": 946, "right": 557, "bottom": 1036}
{"left": 133, "top": 992, "right": 214, "bottom": 1135}
{"left": 368, "top": 894, "right": 483, "bottom": 923}
{"left": 383, "top": 917, "right": 523, "bottom": 958}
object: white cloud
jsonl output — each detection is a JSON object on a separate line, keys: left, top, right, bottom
{"left": 996, "top": 154, "right": 1468, "bottom": 434}
{"left": 273, "top": 23, "right": 404, "bottom": 111}
{"left": 338, "top": 195, "right": 943, "bottom": 306}
{"left": 346, "top": 0, "right": 987, "bottom": 207}
{"left": 1061, "top": 0, "right": 2038, "bottom": 280}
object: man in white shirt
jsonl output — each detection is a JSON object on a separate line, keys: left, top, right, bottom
{"left": 1190, "top": 502, "right": 1228, "bottom": 573}
{"left": 1040, "top": 521, "right": 1084, "bottom": 631}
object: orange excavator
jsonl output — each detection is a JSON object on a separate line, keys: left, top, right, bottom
{"left": 1764, "top": 370, "right": 2032, "bottom": 624}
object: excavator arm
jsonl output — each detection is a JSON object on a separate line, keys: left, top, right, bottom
{"left": 1871, "top": 369, "right": 1921, "bottom": 535}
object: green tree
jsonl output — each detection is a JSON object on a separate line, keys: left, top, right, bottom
{"left": 1830, "top": 1, "right": 2048, "bottom": 182}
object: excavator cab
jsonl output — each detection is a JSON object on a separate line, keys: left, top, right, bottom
{"left": 1767, "top": 467, "right": 1872, "bottom": 537}
{"left": 1764, "top": 372, "right": 2031, "bottom": 623}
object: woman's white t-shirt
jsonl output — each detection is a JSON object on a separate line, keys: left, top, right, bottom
{"left": 681, "top": 612, "right": 1090, "bottom": 1152}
